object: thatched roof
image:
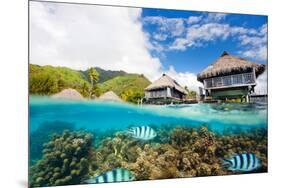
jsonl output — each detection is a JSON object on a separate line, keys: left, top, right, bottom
{"left": 197, "top": 51, "right": 266, "bottom": 82}
{"left": 145, "top": 74, "right": 187, "bottom": 94}
{"left": 52, "top": 88, "right": 84, "bottom": 100}
{"left": 99, "top": 91, "right": 123, "bottom": 102}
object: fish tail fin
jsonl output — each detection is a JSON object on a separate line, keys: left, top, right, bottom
{"left": 257, "top": 157, "right": 262, "bottom": 169}
{"left": 221, "top": 158, "right": 232, "bottom": 168}
{"left": 84, "top": 178, "right": 97, "bottom": 184}
{"left": 124, "top": 128, "right": 134, "bottom": 136}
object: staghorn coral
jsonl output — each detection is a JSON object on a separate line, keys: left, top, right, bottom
{"left": 29, "top": 131, "right": 93, "bottom": 187}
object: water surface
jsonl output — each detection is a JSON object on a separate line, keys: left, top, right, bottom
{"left": 29, "top": 96, "right": 267, "bottom": 133}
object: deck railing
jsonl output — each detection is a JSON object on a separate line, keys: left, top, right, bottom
{"left": 204, "top": 72, "right": 256, "bottom": 89}
{"left": 145, "top": 90, "right": 167, "bottom": 98}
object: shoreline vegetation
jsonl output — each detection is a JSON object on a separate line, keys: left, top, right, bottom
{"left": 29, "top": 125, "right": 267, "bottom": 187}
{"left": 29, "top": 64, "right": 197, "bottom": 104}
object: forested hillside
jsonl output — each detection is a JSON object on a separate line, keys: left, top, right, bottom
{"left": 29, "top": 64, "right": 151, "bottom": 103}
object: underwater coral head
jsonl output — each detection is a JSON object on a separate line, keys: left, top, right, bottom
{"left": 126, "top": 126, "right": 157, "bottom": 141}
{"left": 29, "top": 131, "right": 93, "bottom": 187}
{"left": 29, "top": 121, "right": 76, "bottom": 162}
{"left": 84, "top": 168, "right": 135, "bottom": 184}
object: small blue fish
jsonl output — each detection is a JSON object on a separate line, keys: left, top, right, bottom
{"left": 222, "top": 153, "right": 261, "bottom": 172}
{"left": 84, "top": 168, "right": 135, "bottom": 184}
{"left": 126, "top": 126, "right": 157, "bottom": 140}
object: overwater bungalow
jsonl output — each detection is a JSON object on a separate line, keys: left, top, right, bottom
{"left": 197, "top": 51, "right": 266, "bottom": 102}
{"left": 52, "top": 88, "right": 84, "bottom": 100}
{"left": 144, "top": 74, "right": 187, "bottom": 104}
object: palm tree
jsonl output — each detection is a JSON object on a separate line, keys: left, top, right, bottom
{"left": 81, "top": 82, "right": 89, "bottom": 97}
{"left": 88, "top": 68, "right": 99, "bottom": 97}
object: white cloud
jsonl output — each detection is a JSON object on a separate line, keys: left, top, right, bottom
{"left": 30, "top": 2, "right": 202, "bottom": 92}
{"left": 143, "top": 16, "right": 185, "bottom": 38}
{"left": 186, "top": 13, "right": 225, "bottom": 25}
{"left": 165, "top": 66, "right": 203, "bottom": 92}
{"left": 186, "top": 16, "right": 202, "bottom": 25}
{"left": 205, "top": 13, "right": 227, "bottom": 22}
{"left": 169, "top": 20, "right": 267, "bottom": 62}
{"left": 30, "top": 2, "right": 163, "bottom": 80}
{"left": 30, "top": 2, "right": 267, "bottom": 94}
{"left": 143, "top": 12, "right": 267, "bottom": 63}
{"left": 153, "top": 33, "right": 168, "bottom": 41}
{"left": 170, "top": 23, "right": 231, "bottom": 50}
{"left": 242, "top": 46, "right": 267, "bottom": 61}
{"left": 238, "top": 24, "right": 267, "bottom": 61}
{"left": 169, "top": 38, "right": 190, "bottom": 51}
{"left": 255, "top": 68, "right": 267, "bottom": 94}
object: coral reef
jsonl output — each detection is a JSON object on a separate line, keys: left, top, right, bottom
{"left": 89, "top": 132, "right": 141, "bottom": 177}
{"left": 89, "top": 125, "right": 267, "bottom": 180}
{"left": 29, "top": 131, "right": 93, "bottom": 187}
{"left": 29, "top": 121, "right": 76, "bottom": 164}
{"left": 124, "top": 143, "right": 181, "bottom": 180}
{"left": 29, "top": 125, "right": 268, "bottom": 187}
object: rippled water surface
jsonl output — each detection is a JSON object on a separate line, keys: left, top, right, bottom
{"left": 29, "top": 96, "right": 267, "bottom": 133}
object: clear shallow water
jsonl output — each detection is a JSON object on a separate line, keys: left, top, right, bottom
{"left": 29, "top": 96, "right": 267, "bottom": 134}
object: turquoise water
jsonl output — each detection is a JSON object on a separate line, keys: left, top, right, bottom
{"left": 29, "top": 96, "right": 267, "bottom": 134}
{"left": 29, "top": 96, "right": 268, "bottom": 186}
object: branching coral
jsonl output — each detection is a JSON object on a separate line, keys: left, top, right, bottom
{"left": 29, "top": 131, "right": 93, "bottom": 187}
{"left": 29, "top": 125, "right": 267, "bottom": 187}
{"left": 89, "top": 132, "right": 141, "bottom": 177}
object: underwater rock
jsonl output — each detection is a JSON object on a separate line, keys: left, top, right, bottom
{"left": 29, "top": 131, "right": 93, "bottom": 187}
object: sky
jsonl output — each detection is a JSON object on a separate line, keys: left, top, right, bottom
{"left": 30, "top": 1, "right": 267, "bottom": 93}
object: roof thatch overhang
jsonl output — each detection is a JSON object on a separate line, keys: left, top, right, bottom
{"left": 197, "top": 51, "right": 266, "bottom": 82}
{"left": 145, "top": 74, "right": 187, "bottom": 94}
{"left": 52, "top": 88, "right": 84, "bottom": 100}
{"left": 99, "top": 91, "right": 123, "bottom": 102}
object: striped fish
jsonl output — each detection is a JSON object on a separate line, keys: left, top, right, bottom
{"left": 222, "top": 153, "right": 261, "bottom": 172}
{"left": 84, "top": 168, "right": 135, "bottom": 184}
{"left": 126, "top": 126, "right": 157, "bottom": 140}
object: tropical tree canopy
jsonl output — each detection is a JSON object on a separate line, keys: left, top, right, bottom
{"left": 88, "top": 67, "right": 100, "bottom": 85}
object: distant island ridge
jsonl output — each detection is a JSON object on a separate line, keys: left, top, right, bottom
{"left": 29, "top": 64, "right": 198, "bottom": 104}
{"left": 29, "top": 64, "right": 153, "bottom": 104}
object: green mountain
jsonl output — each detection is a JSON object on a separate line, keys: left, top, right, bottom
{"left": 97, "top": 74, "right": 151, "bottom": 103}
{"left": 29, "top": 64, "right": 91, "bottom": 96}
{"left": 29, "top": 64, "right": 151, "bottom": 103}
{"left": 80, "top": 67, "right": 127, "bottom": 83}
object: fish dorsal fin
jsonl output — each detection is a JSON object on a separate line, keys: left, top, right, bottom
{"left": 230, "top": 153, "right": 238, "bottom": 159}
